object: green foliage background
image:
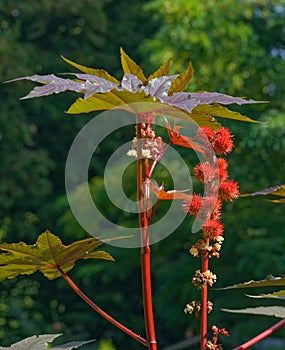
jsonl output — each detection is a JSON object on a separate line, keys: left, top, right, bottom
{"left": 0, "top": 0, "right": 284, "bottom": 349}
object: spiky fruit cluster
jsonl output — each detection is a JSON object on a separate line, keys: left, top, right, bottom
{"left": 183, "top": 126, "right": 239, "bottom": 259}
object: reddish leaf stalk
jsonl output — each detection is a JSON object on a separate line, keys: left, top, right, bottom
{"left": 60, "top": 270, "right": 148, "bottom": 347}
{"left": 137, "top": 119, "right": 157, "bottom": 350}
{"left": 201, "top": 252, "right": 209, "bottom": 349}
{"left": 233, "top": 319, "right": 285, "bottom": 350}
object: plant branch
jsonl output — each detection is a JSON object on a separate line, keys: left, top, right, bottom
{"left": 201, "top": 252, "right": 209, "bottom": 350}
{"left": 233, "top": 318, "right": 285, "bottom": 350}
{"left": 137, "top": 118, "right": 157, "bottom": 350}
{"left": 60, "top": 270, "right": 148, "bottom": 347}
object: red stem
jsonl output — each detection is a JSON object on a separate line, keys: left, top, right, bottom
{"left": 137, "top": 119, "right": 157, "bottom": 350}
{"left": 201, "top": 252, "right": 209, "bottom": 350}
{"left": 60, "top": 270, "right": 148, "bottom": 347}
{"left": 233, "top": 319, "right": 285, "bottom": 350}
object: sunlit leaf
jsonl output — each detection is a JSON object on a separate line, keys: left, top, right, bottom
{"left": 168, "top": 61, "right": 194, "bottom": 95}
{"left": 61, "top": 55, "right": 119, "bottom": 83}
{"left": 0, "top": 334, "right": 61, "bottom": 350}
{"left": 147, "top": 180, "right": 191, "bottom": 200}
{"left": 220, "top": 275, "right": 285, "bottom": 290}
{"left": 193, "top": 104, "right": 259, "bottom": 123}
{"left": 0, "top": 230, "right": 114, "bottom": 281}
{"left": 148, "top": 57, "right": 172, "bottom": 81}
{"left": 269, "top": 199, "right": 285, "bottom": 203}
{"left": 247, "top": 290, "right": 285, "bottom": 300}
{"left": 120, "top": 47, "right": 147, "bottom": 83}
{"left": 222, "top": 306, "right": 285, "bottom": 318}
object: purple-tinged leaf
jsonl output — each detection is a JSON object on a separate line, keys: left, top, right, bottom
{"left": 145, "top": 75, "right": 179, "bottom": 100}
{"left": 63, "top": 72, "right": 119, "bottom": 86}
{"left": 6, "top": 74, "right": 59, "bottom": 84}
{"left": 160, "top": 92, "right": 199, "bottom": 113}
{"left": 188, "top": 92, "right": 267, "bottom": 105}
{"left": 241, "top": 184, "right": 285, "bottom": 198}
{"left": 121, "top": 73, "right": 143, "bottom": 93}
{"left": 84, "top": 80, "right": 119, "bottom": 100}
{"left": 6, "top": 74, "right": 85, "bottom": 99}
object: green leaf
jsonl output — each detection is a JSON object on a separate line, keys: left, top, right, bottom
{"left": 220, "top": 275, "right": 285, "bottom": 290}
{"left": 0, "top": 230, "right": 114, "bottom": 281}
{"left": 192, "top": 104, "right": 259, "bottom": 123}
{"left": 120, "top": 47, "right": 147, "bottom": 83}
{"left": 168, "top": 61, "right": 194, "bottom": 95}
{"left": 0, "top": 334, "right": 61, "bottom": 350}
{"left": 222, "top": 306, "right": 285, "bottom": 318}
{"left": 61, "top": 56, "right": 119, "bottom": 83}
{"left": 247, "top": 290, "right": 285, "bottom": 300}
{"left": 148, "top": 58, "right": 172, "bottom": 81}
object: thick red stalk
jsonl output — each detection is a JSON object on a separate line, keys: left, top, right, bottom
{"left": 200, "top": 252, "right": 209, "bottom": 349}
{"left": 137, "top": 119, "right": 157, "bottom": 350}
{"left": 233, "top": 319, "right": 285, "bottom": 350}
{"left": 60, "top": 270, "right": 148, "bottom": 347}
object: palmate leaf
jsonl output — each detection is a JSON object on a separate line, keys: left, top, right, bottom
{"left": 222, "top": 306, "right": 285, "bottom": 318}
{"left": 7, "top": 48, "right": 266, "bottom": 128}
{"left": 61, "top": 55, "right": 119, "bottom": 83}
{"left": 0, "top": 334, "right": 95, "bottom": 350}
{"left": 220, "top": 275, "right": 285, "bottom": 290}
{"left": 0, "top": 230, "right": 114, "bottom": 281}
{"left": 168, "top": 61, "right": 194, "bottom": 95}
{"left": 120, "top": 47, "right": 147, "bottom": 83}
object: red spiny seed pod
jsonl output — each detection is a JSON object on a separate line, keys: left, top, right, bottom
{"left": 212, "top": 127, "right": 234, "bottom": 155}
{"left": 202, "top": 219, "right": 224, "bottom": 241}
{"left": 219, "top": 179, "right": 239, "bottom": 201}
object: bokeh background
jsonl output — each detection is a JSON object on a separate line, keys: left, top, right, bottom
{"left": 0, "top": 0, "right": 285, "bottom": 349}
